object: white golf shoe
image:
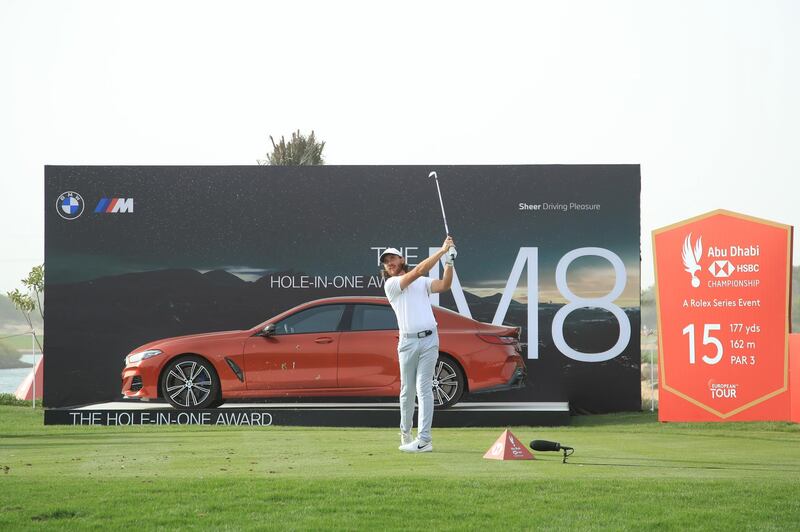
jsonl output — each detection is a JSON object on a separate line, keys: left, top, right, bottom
{"left": 399, "top": 432, "right": 413, "bottom": 447}
{"left": 399, "top": 439, "right": 433, "bottom": 453}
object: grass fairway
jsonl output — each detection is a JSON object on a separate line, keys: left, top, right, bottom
{"left": 1, "top": 407, "right": 799, "bottom": 530}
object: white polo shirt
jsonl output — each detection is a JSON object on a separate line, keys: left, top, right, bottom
{"left": 384, "top": 275, "right": 438, "bottom": 335}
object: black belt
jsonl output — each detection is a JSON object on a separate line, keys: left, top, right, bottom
{"left": 403, "top": 329, "right": 433, "bottom": 339}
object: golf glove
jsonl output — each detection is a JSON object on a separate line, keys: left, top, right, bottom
{"left": 445, "top": 246, "right": 457, "bottom": 265}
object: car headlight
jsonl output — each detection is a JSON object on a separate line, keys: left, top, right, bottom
{"left": 126, "top": 349, "right": 163, "bottom": 366}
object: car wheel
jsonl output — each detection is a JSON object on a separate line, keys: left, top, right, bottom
{"left": 433, "top": 356, "right": 465, "bottom": 409}
{"left": 161, "top": 356, "right": 221, "bottom": 409}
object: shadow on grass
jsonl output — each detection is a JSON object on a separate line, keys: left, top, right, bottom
{"left": 566, "top": 459, "right": 800, "bottom": 474}
{"left": 571, "top": 411, "right": 800, "bottom": 434}
{"left": 570, "top": 411, "right": 658, "bottom": 427}
{"left": 30, "top": 509, "right": 80, "bottom": 522}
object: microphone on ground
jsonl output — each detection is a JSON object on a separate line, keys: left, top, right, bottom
{"left": 529, "top": 439, "right": 574, "bottom": 463}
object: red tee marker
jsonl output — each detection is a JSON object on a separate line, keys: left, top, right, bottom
{"left": 483, "top": 429, "right": 534, "bottom": 460}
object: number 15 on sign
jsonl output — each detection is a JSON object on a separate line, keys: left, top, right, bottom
{"left": 682, "top": 323, "right": 723, "bottom": 365}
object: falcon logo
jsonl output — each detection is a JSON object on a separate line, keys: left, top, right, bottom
{"left": 95, "top": 198, "right": 134, "bottom": 214}
{"left": 56, "top": 191, "right": 85, "bottom": 220}
{"left": 682, "top": 233, "right": 703, "bottom": 288}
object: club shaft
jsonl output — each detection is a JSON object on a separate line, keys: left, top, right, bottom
{"left": 433, "top": 178, "right": 450, "bottom": 235}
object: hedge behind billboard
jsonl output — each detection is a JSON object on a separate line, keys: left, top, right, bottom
{"left": 44, "top": 165, "right": 641, "bottom": 412}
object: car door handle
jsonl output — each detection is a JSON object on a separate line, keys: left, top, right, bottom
{"left": 314, "top": 337, "right": 334, "bottom": 344}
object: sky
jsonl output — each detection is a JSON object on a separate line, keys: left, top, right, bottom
{"left": 2, "top": 0, "right": 799, "bottom": 294}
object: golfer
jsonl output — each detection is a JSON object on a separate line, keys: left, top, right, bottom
{"left": 380, "top": 236, "right": 455, "bottom": 453}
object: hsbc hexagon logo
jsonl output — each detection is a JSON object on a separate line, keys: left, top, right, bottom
{"left": 708, "top": 260, "right": 735, "bottom": 278}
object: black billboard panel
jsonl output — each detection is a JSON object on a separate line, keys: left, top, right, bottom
{"left": 44, "top": 165, "right": 641, "bottom": 415}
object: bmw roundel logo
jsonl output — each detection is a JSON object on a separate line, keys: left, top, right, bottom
{"left": 56, "top": 191, "right": 85, "bottom": 220}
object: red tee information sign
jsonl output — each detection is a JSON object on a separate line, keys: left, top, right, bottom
{"left": 653, "top": 210, "right": 792, "bottom": 421}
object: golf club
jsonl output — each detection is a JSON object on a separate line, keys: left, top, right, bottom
{"left": 429, "top": 171, "right": 457, "bottom": 262}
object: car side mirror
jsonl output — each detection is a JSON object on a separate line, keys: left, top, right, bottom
{"left": 259, "top": 324, "right": 276, "bottom": 337}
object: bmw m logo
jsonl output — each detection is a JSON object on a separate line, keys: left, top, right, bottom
{"left": 56, "top": 191, "right": 85, "bottom": 220}
{"left": 95, "top": 197, "right": 134, "bottom": 213}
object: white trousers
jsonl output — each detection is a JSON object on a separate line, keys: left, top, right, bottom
{"left": 397, "top": 331, "right": 439, "bottom": 443}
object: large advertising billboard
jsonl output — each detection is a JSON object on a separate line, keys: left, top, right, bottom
{"left": 44, "top": 165, "right": 641, "bottom": 420}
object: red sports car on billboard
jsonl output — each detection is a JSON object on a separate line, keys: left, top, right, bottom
{"left": 121, "top": 296, "right": 526, "bottom": 409}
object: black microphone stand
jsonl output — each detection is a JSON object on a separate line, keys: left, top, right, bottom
{"left": 561, "top": 447, "right": 574, "bottom": 464}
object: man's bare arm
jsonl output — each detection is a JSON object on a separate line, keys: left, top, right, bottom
{"left": 399, "top": 236, "right": 453, "bottom": 291}
{"left": 430, "top": 263, "right": 453, "bottom": 294}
